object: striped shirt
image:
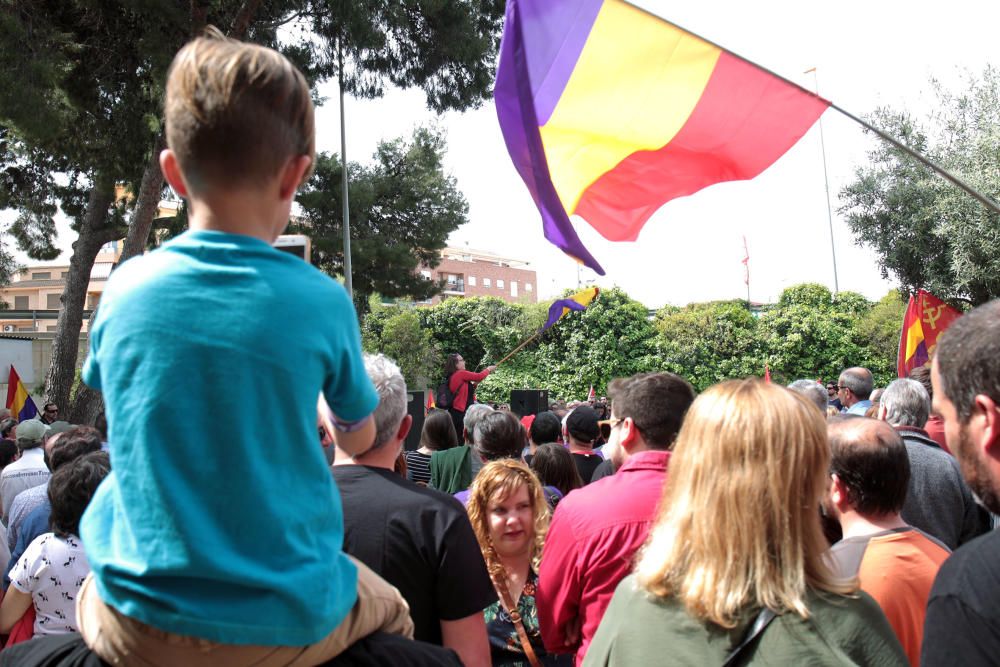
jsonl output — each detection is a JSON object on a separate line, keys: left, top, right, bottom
{"left": 405, "top": 451, "right": 433, "bottom": 486}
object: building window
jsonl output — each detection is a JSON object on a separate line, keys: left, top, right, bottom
{"left": 100, "top": 240, "right": 118, "bottom": 254}
{"left": 468, "top": 276, "right": 476, "bottom": 287}
{"left": 511, "top": 281, "right": 518, "bottom": 297}
{"left": 14, "top": 296, "right": 28, "bottom": 310}
{"left": 46, "top": 294, "right": 61, "bottom": 309}
{"left": 31, "top": 272, "right": 51, "bottom": 280}
{"left": 526, "top": 283, "right": 533, "bottom": 292}
{"left": 483, "top": 278, "right": 491, "bottom": 288}
{"left": 497, "top": 279, "right": 505, "bottom": 289}
{"left": 447, "top": 274, "right": 458, "bottom": 286}
{"left": 420, "top": 269, "right": 431, "bottom": 279}
{"left": 17, "top": 326, "right": 34, "bottom": 332}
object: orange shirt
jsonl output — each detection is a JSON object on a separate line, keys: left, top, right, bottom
{"left": 855, "top": 529, "right": 950, "bottom": 666}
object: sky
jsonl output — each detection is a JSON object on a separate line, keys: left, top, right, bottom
{"left": 312, "top": 0, "right": 999, "bottom": 307}
{"left": 13, "top": 0, "right": 999, "bottom": 309}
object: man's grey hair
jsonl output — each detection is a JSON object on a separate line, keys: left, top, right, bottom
{"left": 839, "top": 367, "right": 874, "bottom": 400}
{"left": 463, "top": 404, "right": 493, "bottom": 444}
{"left": 880, "top": 378, "right": 930, "bottom": 428}
{"left": 363, "top": 353, "right": 408, "bottom": 451}
{"left": 787, "top": 379, "right": 828, "bottom": 413}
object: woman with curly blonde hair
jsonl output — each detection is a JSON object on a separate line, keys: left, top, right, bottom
{"left": 585, "top": 380, "right": 906, "bottom": 666}
{"left": 467, "top": 459, "right": 569, "bottom": 666}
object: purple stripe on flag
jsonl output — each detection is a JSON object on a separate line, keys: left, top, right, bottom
{"left": 912, "top": 340, "right": 929, "bottom": 370}
{"left": 17, "top": 396, "right": 37, "bottom": 422}
{"left": 543, "top": 299, "right": 586, "bottom": 331}
{"left": 495, "top": 0, "right": 605, "bottom": 274}
{"left": 517, "top": 0, "right": 604, "bottom": 125}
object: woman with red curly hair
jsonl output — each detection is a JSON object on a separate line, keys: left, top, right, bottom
{"left": 467, "top": 460, "right": 570, "bottom": 667}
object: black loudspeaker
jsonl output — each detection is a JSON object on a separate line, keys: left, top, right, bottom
{"left": 404, "top": 390, "right": 427, "bottom": 452}
{"left": 510, "top": 389, "right": 549, "bottom": 418}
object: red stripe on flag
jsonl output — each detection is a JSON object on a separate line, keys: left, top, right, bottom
{"left": 574, "top": 52, "right": 830, "bottom": 242}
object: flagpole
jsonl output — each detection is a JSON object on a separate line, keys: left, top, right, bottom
{"left": 495, "top": 330, "right": 543, "bottom": 367}
{"left": 805, "top": 68, "right": 841, "bottom": 296}
{"left": 619, "top": 1, "right": 1000, "bottom": 216}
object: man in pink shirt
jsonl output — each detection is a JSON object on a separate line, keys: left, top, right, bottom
{"left": 538, "top": 372, "right": 695, "bottom": 665}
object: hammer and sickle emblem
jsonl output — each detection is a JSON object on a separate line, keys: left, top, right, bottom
{"left": 923, "top": 305, "right": 945, "bottom": 330}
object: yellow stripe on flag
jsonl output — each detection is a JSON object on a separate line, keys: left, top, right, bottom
{"left": 539, "top": 0, "right": 721, "bottom": 215}
{"left": 904, "top": 318, "right": 925, "bottom": 362}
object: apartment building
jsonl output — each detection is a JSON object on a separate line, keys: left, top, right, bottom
{"left": 419, "top": 246, "right": 538, "bottom": 305}
{"left": 0, "top": 239, "right": 123, "bottom": 333}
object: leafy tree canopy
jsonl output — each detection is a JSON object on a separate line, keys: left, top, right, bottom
{"left": 296, "top": 126, "right": 468, "bottom": 313}
{"left": 840, "top": 67, "right": 1000, "bottom": 306}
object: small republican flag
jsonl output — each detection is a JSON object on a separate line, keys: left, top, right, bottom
{"left": 764, "top": 363, "right": 771, "bottom": 384}
{"left": 6, "top": 366, "right": 38, "bottom": 422}
{"left": 542, "top": 287, "right": 601, "bottom": 331}
{"left": 587, "top": 385, "right": 596, "bottom": 402}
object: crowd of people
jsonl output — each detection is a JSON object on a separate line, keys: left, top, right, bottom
{"left": 0, "top": 29, "right": 998, "bottom": 667}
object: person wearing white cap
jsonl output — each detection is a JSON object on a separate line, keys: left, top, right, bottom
{"left": 0, "top": 420, "right": 51, "bottom": 525}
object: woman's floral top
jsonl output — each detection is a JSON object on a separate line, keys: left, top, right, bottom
{"left": 484, "top": 569, "right": 572, "bottom": 666}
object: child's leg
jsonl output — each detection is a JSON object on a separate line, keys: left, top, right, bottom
{"left": 77, "top": 558, "right": 413, "bottom": 667}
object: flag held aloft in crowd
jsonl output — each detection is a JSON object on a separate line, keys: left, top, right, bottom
{"left": 494, "top": 0, "right": 831, "bottom": 274}
{"left": 5, "top": 366, "right": 37, "bottom": 422}
{"left": 897, "top": 290, "right": 962, "bottom": 377}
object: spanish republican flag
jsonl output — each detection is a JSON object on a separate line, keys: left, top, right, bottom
{"left": 495, "top": 0, "right": 830, "bottom": 274}
{"left": 5, "top": 366, "right": 38, "bottom": 422}
{"left": 542, "top": 287, "right": 600, "bottom": 331}
{"left": 897, "top": 290, "right": 962, "bottom": 377}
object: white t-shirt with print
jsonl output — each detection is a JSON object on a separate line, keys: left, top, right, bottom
{"left": 10, "top": 532, "right": 91, "bottom": 636}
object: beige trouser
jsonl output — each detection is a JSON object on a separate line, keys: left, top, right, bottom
{"left": 76, "top": 557, "right": 413, "bottom": 667}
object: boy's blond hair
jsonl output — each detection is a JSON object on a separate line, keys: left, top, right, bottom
{"left": 164, "top": 28, "right": 315, "bottom": 194}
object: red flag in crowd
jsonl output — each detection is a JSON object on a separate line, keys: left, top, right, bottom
{"left": 897, "top": 290, "right": 962, "bottom": 377}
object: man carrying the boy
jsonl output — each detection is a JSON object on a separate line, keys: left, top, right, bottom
{"left": 75, "top": 30, "right": 410, "bottom": 665}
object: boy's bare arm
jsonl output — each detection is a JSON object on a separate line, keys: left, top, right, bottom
{"left": 331, "top": 417, "right": 376, "bottom": 458}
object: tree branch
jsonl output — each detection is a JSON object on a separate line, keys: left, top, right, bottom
{"left": 230, "top": 0, "right": 264, "bottom": 39}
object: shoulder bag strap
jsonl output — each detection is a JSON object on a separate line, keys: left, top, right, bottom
{"left": 493, "top": 574, "right": 542, "bottom": 667}
{"left": 722, "top": 607, "right": 777, "bottom": 667}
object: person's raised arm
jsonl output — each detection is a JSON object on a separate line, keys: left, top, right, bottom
{"left": 451, "top": 365, "right": 497, "bottom": 387}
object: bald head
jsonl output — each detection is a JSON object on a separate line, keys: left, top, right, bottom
{"left": 828, "top": 416, "right": 909, "bottom": 517}
{"left": 839, "top": 367, "right": 873, "bottom": 399}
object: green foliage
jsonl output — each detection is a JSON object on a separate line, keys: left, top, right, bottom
{"left": 417, "top": 297, "right": 528, "bottom": 374}
{"left": 840, "top": 67, "right": 1000, "bottom": 306}
{"left": 654, "top": 300, "right": 761, "bottom": 392}
{"left": 356, "top": 283, "right": 906, "bottom": 405}
{"left": 296, "top": 126, "right": 468, "bottom": 313}
{"left": 856, "top": 291, "right": 907, "bottom": 377}
{"left": 526, "top": 288, "right": 658, "bottom": 401}
{"left": 378, "top": 308, "right": 441, "bottom": 390}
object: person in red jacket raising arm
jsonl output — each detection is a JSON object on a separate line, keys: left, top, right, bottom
{"left": 442, "top": 354, "right": 496, "bottom": 439}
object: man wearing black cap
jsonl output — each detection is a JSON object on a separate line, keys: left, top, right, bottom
{"left": 565, "top": 406, "right": 603, "bottom": 484}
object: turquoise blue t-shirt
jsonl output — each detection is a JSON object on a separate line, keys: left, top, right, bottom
{"left": 80, "top": 230, "right": 379, "bottom": 646}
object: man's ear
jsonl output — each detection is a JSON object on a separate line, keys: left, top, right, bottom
{"left": 619, "top": 417, "right": 641, "bottom": 452}
{"left": 974, "top": 395, "right": 1000, "bottom": 459}
{"left": 159, "top": 149, "right": 190, "bottom": 199}
{"left": 829, "top": 473, "right": 849, "bottom": 512}
{"left": 396, "top": 414, "right": 413, "bottom": 443}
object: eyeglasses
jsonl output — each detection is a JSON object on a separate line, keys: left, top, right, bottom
{"left": 597, "top": 418, "right": 623, "bottom": 430}
{"left": 44, "top": 408, "right": 57, "bottom": 414}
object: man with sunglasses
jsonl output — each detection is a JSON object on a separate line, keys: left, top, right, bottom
{"left": 538, "top": 372, "right": 695, "bottom": 665}
{"left": 39, "top": 404, "right": 59, "bottom": 426}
